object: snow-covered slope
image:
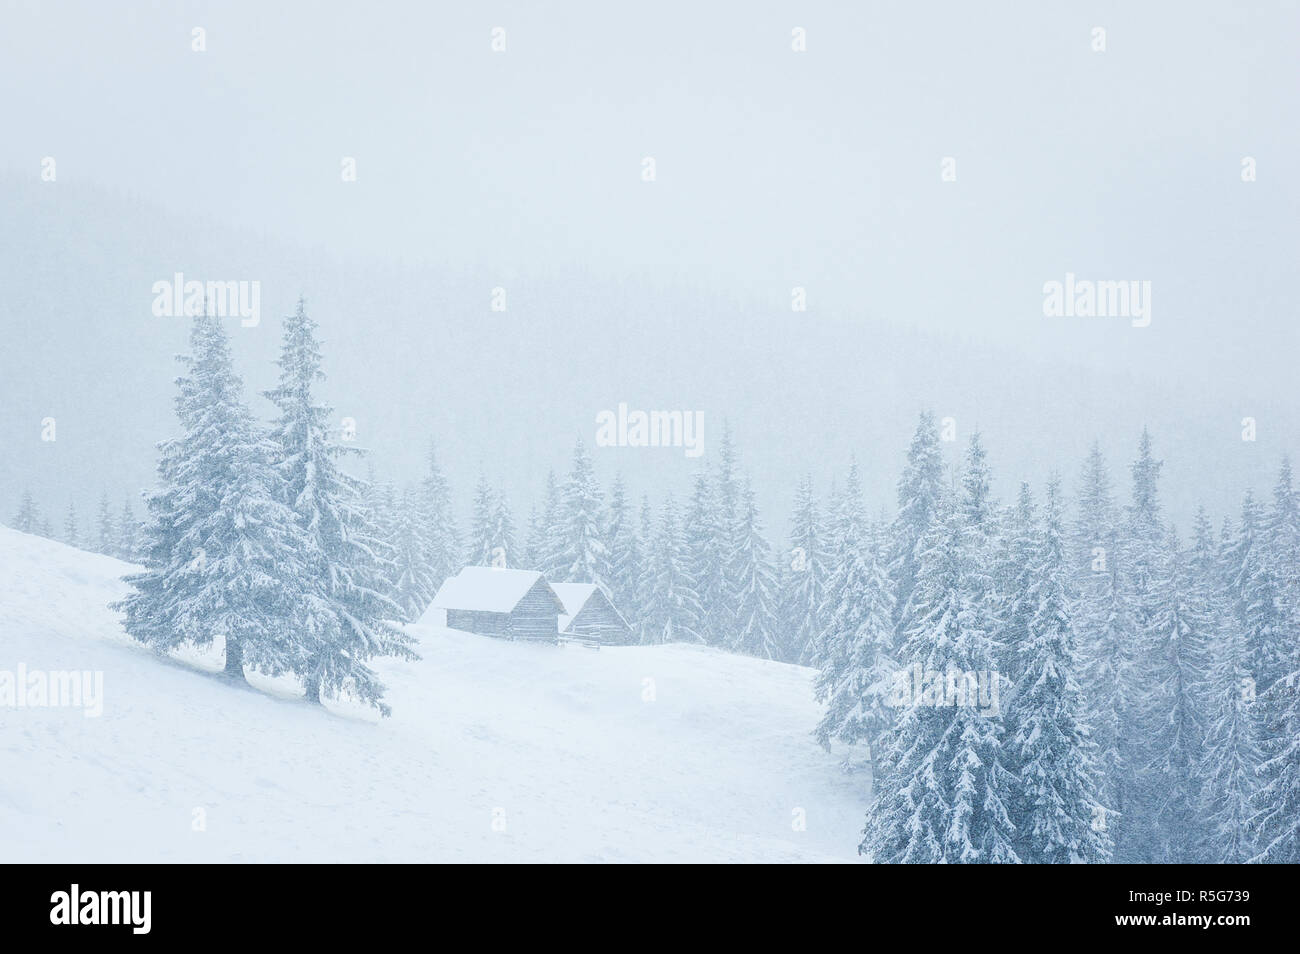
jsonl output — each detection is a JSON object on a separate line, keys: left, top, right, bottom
{"left": 0, "top": 526, "right": 865, "bottom": 862}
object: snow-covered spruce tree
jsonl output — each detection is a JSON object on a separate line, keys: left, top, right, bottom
{"left": 363, "top": 476, "right": 403, "bottom": 602}
{"left": 1267, "top": 461, "right": 1300, "bottom": 676}
{"left": 116, "top": 490, "right": 185, "bottom": 660}
{"left": 710, "top": 423, "right": 743, "bottom": 648}
{"left": 684, "top": 471, "right": 726, "bottom": 646}
{"left": 1250, "top": 464, "right": 1300, "bottom": 863}
{"left": 642, "top": 494, "right": 705, "bottom": 644}
{"left": 782, "top": 474, "right": 830, "bottom": 665}
{"left": 1265, "top": 459, "right": 1300, "bottom": 716}
{"left": 557, "top": 439, "right": 609, "bottom": 587}
{"left": 1139, "top": 524, "right": 1210, "bottom": 863}
{"left": 635, "top": 493, "right": 657, "bottom": 643}
{"left": 491, "top": 488, "right": 516, "bottom": 568}
{"left": 390, "top": 488, "right": 439, "bottom": 621}
{"left": 887, "top": 412, "right": 945, "bottom": 648}
{"left": 521, "top": 503, "right": 544, "bottom": 571}
{"left": 1070, "top": 441, "right": 1133, "bottom": 858}
{"left": 863, "top": 493, "right": 1019, "bottom": 863}
{"left": 1195, "top": 508, "right": 1260, "bottom": 864}
{"left": 728, "top": 479, "right": 782, "bottom": 659}
{"left": 96, "top": 492, "right": 114, "bottom": 554}
{"left": 1113, "top": 428, "right": 1167, "bottom": 862}
{"left": 1223, "top": 490, "right": 1284, "bottom": 697}
{"left": 63, "top": 502, "right": 78, "bottom": 547}
{"left": 416, "top": 441, "right": 460, "bottom": 592}
{"left": 813, "top": 474, "right": 896, "bottom": 775}
{"left": 997, "top": 482, "right": 1039, "bottom": 690}
{"left": 262, "top": 298, "right": 415, "bottom": 713}
{"left": 117, "top": 498, "right": 138, "bottom": 561}
{"left": 1266, "top": 458, "right": 1300, "bottom": 620}
{"left": 117, "top": 313, "right": 304, "bottom": 683}
{"left": 605, "top": 473, "right": 644, "bottom": 629}
{"left": 822, "top": 478, "right": 843, "bottom": 562}
{"left": 465, "top": 474, "right": 497, "bottom": 567}
{"left": 11, "top": 490, "right": 39, "bottom": 533}
{"left": 1006, "top": 477, "right": 1111, "bottom": 863}
{"left": 809, "top": 465, "right": 857, "bottom": 671}
{"left": 377, "top": 478, "right": 413, "bottom": 601}
{"left": 956, "top": 432, "right": 1003, "bottom": 686}
{"left": 1223, "top": 487, "right": 1293, "bottom": 861}
{"left": 535, "top": 469, "right": 566, "bottom": 580}
{"left": 1251, "top": 645, "right": 1300, "bottom": 863}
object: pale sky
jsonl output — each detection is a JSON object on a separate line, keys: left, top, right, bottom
{"left": 2, "top": 0, "right": 1298, "bottom": 536}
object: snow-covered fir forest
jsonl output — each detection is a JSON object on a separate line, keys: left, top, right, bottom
{"left": 5, "top": 3, "right": 1299, "bottom": 871}
{"left": 7, "top": 296, "right": 1297, "bottom": 864}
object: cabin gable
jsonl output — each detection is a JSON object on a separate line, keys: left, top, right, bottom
{"left": 506, "top": 578, "right": 566, "bottom": 642}
{"left": 562, "top": 587, "right": 633, "bottom": 645}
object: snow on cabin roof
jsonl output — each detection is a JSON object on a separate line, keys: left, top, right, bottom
{"left": 430, "top": 567, "right": 555, "bottom": 614}
{"left": 552, "top": 583, "right": 598, "bottom": 617}
{"left": 552, "top": 582, "right": 598, "bottom": 632}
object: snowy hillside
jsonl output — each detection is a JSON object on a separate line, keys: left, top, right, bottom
{"left": 0, "top": 526, "right": 866, "bottom": 862}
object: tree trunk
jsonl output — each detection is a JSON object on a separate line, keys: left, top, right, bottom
{"left": 303, "top": 673, "right": 323, "bottom": 705}
{"left": 223, "top": 635, "right": 246, "bottom": 682}
{"left": 867, "top": 740, "right": 880, "bottom": 797}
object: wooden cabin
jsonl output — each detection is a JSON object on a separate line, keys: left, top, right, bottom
{"left": 552, "top": 583, "right": 633, "bottom": 646}
{"left": 422, "top": 567, "right": 565, "bottom": 642}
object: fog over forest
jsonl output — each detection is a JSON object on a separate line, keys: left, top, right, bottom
{"left": 2, "top": 2, "right": 1297, "bottom": 535}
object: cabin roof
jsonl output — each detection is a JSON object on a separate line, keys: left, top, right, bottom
{"left": 430, "top": 567, "right": 560, "bottom": 614}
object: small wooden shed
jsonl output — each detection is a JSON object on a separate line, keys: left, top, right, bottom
{"left": 552, "top": 583, "right": 633, "bottom": 646}
{"left": 423, "top": 567, "right": 565, "bottom": 642}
